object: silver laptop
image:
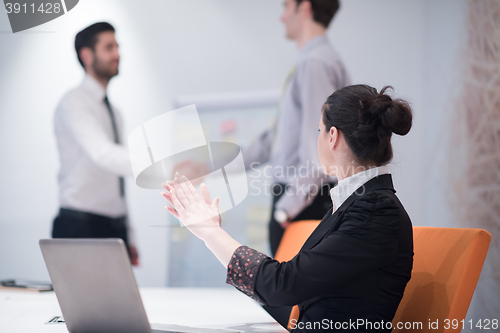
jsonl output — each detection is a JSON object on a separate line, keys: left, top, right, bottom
{"left": 39, "top": 238, "right": 235, "bottom": 333}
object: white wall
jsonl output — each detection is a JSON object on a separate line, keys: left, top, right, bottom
{"left": 331, "top": 0, "right": 427, "bottom": 232}
{"left": 0, "top": 0, "right": 296, "bottom": 287}
{"left": 0, "top": 0, "right": 467, "bottom": 290}
{"left": 421, "top": 0, "right": 468, "bottom": 229}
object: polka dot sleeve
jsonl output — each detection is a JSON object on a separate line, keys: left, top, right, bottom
{"left": 225, "top": 245, "right": 269, "bottom": 304}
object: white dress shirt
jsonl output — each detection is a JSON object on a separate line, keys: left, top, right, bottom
{"left": 54, "top": 74, "right": 133, "bottom": 218}
{"left": 330, "top": 165, "right": 389, "bottom": 214}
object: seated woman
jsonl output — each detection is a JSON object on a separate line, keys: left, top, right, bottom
{"left": 161, "top": 84, "right": 414, "bottom": 332}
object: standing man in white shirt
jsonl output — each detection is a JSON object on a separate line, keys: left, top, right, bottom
{"left": 52, "top": 22, "right": 139, "bottom": 265}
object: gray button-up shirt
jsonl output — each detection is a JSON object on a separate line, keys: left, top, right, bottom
{"left": 242, "top": 35, "right": 350, "bottom": 219}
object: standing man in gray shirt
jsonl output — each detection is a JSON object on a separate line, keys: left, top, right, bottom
{"left": 248, "top": 0, "right": 349, "bottom": 256}
{"left": 176, "top": 0, "right": 349, "bottom": 258}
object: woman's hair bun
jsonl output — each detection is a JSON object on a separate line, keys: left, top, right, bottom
{"left": 377, "top": 86, "right": 412, "bottom": 136}
{"left": 357, "top": 86, "right": 412, "bottom": 139}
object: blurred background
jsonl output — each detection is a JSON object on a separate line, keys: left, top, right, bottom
{"left": 0, "top": 0, "right": 498, "bottom": 329}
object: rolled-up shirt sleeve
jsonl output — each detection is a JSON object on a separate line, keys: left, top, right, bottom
{"left": 225, "top": 245, "right": 269, "bottom": 304}
{"left": 241, "top": 129, "right": 273, "bottom": 171}
{"left": 210, "top": 128, "right": 273, "bottom": 176}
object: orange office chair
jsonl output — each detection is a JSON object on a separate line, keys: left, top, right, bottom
{"left": 275, "top": 224, "right": 492, "bottom": 332}
{"left": 392, "top": 227, "right": 491, "bottom": 333}
{"left": 274, "top": 220, "right": 321, "bottom": 330}
{"left": 274, "top": 220, "right": 321, "bottom": 263}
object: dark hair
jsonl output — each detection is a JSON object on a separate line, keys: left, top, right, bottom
{"left": 295, "top": 0, "right": 340, "bottom": 28}
{"left": 322, "top": 84, "right": 412, "bottom": 166}
{"left": 75, "top": 22, "right": 115, "bottom": 68}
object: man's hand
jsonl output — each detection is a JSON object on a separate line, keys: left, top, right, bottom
{"left": 279, "top": 220, "right": 291, "bottom": 229}
{"left": 172, "top": 160, "right": 208, "bottom": 186}
{"left": 128, "top": 245, "right": 139, "bottom": 266}
{"left": 274, "top": 209, "right": 290, "bottom": 229}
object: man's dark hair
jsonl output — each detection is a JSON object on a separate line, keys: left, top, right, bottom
{"left": 295, "top": 0, "right": 340, "bottom": 28}
{"left": 75, "top": 22, "right": 115, "bottom": 68}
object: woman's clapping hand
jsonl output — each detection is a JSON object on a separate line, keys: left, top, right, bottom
{"left": 162, "top": 173, "right": 221, "bottom": 240}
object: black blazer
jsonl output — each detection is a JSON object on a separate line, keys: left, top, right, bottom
{"left": 254, "top": 174, "right": 414, "bottom": 332}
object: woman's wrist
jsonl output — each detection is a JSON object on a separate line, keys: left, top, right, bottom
{"left": 202, "top": 227, "right": 242, "bottom": 267}
{"left": 199, "top": 225, "right": 224, "bottom": 244}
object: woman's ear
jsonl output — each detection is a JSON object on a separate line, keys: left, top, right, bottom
{"left": 329, "top": 126, "right": 338, "bottom": 150}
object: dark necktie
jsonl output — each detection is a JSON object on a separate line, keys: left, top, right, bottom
{"left": 103, "top": 95, "right": 125, "bottom": 197}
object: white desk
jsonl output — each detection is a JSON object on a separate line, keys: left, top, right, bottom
{"left": 0, "top": 288, "right": 288, "bottom": 332}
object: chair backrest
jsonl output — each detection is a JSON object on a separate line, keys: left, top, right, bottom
{"left": 275, "top": 220, "right": 321, "bottom": 330}
{"left": 274, "top": 220, "right": 321, "bottom": 262}
{"left": 392, "top": 227, "right": 491, "bottom": 333}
